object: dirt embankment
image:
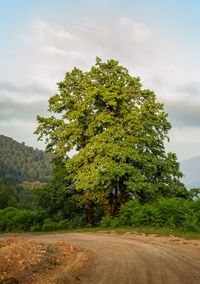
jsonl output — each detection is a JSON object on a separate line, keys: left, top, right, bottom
{"left": 0, "top": 237, "right": 89, "bottom": 284}
{"left": 0, "top": 232, "right": 200, "bottom": 283}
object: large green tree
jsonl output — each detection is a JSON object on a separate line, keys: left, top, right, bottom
{"left": 35, "top": 58, "right": 188, "bottom": 216}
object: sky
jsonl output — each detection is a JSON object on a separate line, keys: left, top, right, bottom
{"left": 0, "top": 0, "right": 200, "bottom": 161}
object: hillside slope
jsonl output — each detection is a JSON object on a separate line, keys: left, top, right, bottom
{"left": 0, "top": 134, "right": 53, "bottom": 184}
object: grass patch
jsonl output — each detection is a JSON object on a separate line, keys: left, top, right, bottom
{"left": 30, "top": 226, "right": 200, "bottom": 240}
{"left": 126, "top": 227, "right": 200, "bottom": 240}
{"left": 1, "top": 224, "right": 200, "bottom": 240}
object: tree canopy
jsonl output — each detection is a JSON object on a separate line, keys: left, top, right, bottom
{"left": 35, "top": 58, "right": 188, "bottom": 216}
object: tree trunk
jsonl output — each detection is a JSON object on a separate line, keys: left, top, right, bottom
{"left": 86, "top": 202, "right": 95, "bottom": 227}
{"left": 103, "top": 200, "right": 111, "bottom": 216}
{"left": 103, "top": 193, "right": 114, "bottom": 216}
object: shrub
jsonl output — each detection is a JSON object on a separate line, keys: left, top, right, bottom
{"left": 57, "top": 219, "right": 73, "bottom": 230}
{"left": 71, "top": 214, "right": 88, "bottom": 229}
{"left": 182, "top": 214, "right": 199, "bottom": 232}
{"left": 118, "top": 201, "right": 139, "bottom": 226}
{"left": 117, "top": 198, "right": 200, "bottom": 232}
{"left": 0, "top": 207, "right": 19, "bottom": 232}
{"left": 42, "top": 218, "right": 57, "bottom": 231}
{"left": 0, "top": 207, "right": 46, "bottom": 232}
{"left": 6, "top": 210, "right": 35, "bottom": 231}
{"left": 155, "top": 198, "right": 189, "bottom": 228}
{"left": 100, "top": 214, "right": 120, "bottom": 228}
{"left": 30, "top": 224, "right": 42, "bottom": 232}
{"left": 100, "top": 214, "right": 114, "bottom": 228}
{"left": 32, "top": 210, "right": 48, "bottom": 226}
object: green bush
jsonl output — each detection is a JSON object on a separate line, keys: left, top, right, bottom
{"left": 1, "top": 198, "right": 199, "bottom": 233}
{"left": 117, "top": 198, "right": 200, "bottom": 232}
{"left": 6, "top": 210, "right": 35, "bottom": 231}
{"left": 42, "top": 218, "right": 57, "bottom": 231}
{"left": 0, "top": 207, "right": 88, "bottom": 232}
{"left": 0, "top": 207, "right": 19, "bottom": 231}
{"left": 30, "top": 224, "right": 42, "bottom": 232}
{"left": 155, "top": 198, "right": 189, "bottom": 228}
{"left": 57, "top": 219, "right": 73, "bottom": 230}
{"left": 182, "top": 214, "right": 199, "bottom": 232}
{"left": 32, "top": 210, "right": 48, "bottom": 226}
{"left": 118, "top": 201, "right": 139, "bottom": 226}
{"left": 0, "top": 207, "right": 46, "bottom": 232}
{"left": 100, "top": 214, "right": 114, "bottom": 228}
{"left": 100, "top": 214, "right": 120, "bottom": 228}
{"left": 70, "top": 214, "right": 88, "bottom": 229}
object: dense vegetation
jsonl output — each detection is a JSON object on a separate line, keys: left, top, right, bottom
{"left": 0, "top": 135, "right": 53, "bottom": 185}
{"left": 0, "top": 59, "right": 199, "bottom": 235}
{"left": 0, "top": 180, "right": 38, "bottom": 210}
{"left": 100, "top": 198, "right": 200, "bottom": 232}
{"left": 1, "top": 152, "right": 199, "bottom": 233}
{"left": 0, "top": 197, "right": 200, "bottom": 233}
{"left": 35, "top": 58, "right": 189, "bottom": 222}
{"left": 0, "top": 206, "right": 89, "bottom": 233}
{"left": 0, "top": 134, "right": 54, "bottom": 210}
{"left": 0, "top": 157, "right": 199, "bottom": 233}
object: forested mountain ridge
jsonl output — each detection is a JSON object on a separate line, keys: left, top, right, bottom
{"left": 0, "top": 134, "right": 53, "bottom": 184}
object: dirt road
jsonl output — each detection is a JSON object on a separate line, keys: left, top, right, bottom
{"left": 19, "top": 232, "right": 200, "bottom": 284}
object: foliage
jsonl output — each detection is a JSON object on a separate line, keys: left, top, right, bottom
{"left": 0, "top": 198, "right": 199, "bottom": 233}
{"left": 189, "top": 188, "right": 200, "bottom": 199}
{"left": 0, "top": 182, "right": 18, "bottom": 209}
{"left": 101, "top": 198, "right": 200, "bottom": 232}
{"left": 42, "top": 218, "right": 58, "bottom": 232}
{"left": 0, "top": 180, "right": 36, "bottom": 210}
{"left": 30, "top": 224, "right": 42, "bottom": 232}
{"left": 100, "top": 214, "right": 120, "bottom": 228}
{"left": 0, "top": 134, "right": 54, "bottom": 212}
{"left": 34, "top": 157, "right": 81, "bottom": 219}
{"left": 0, "top": 134, "right": 53, "bottom": 185}
{"left": 0, "top": 207, "right": 89, "bottom": 233}
{"left": 34, "top": 156, "right": 104, "bottom": 225}
{"left": 35, "top": 58, "right": 188, "bottom": 216}
{"left": 0, "top": 207, "right": 47, "bottom": 232}
{"left": 57, "top": 219, "right": 73, "bottom": 230}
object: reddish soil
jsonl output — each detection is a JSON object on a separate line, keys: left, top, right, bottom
{"left": 0, "top": 232, "right": 200, "bottom": 283}
{"left": 0, "top": 237, "right": 89, "bottom": 284}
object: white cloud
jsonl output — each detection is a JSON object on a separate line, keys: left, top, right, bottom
{"left": 163, "top": 95, "right": 200, "bottom": 127}
{"left": 0, "top": 97, "right": 48, "bottom": 121}
{"left": 0, "top": 120, "right": 45, "bottom": 150}
{"left": 169, "top": 127, "right": 200, "bottom": 143}
{"left": 21, "top": 17, "right": 192, "bottom": 92}
{"left": 119, "top": 17, "right": 152, "bottom": 41}
{"left": 44, "top": 46, "right": 66, "bottom": 55}
{"left": 165, "top": 127, "right": 200, "bottom": 161}
{"left": 1, "top": 17, "right": 200, "bottom": 159}
{"left": 178, "top": 81, "right": 200, "bottom": 97}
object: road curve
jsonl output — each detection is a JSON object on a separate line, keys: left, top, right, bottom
{"left": 23, "top": 232, "right": 200, "bottom": 284}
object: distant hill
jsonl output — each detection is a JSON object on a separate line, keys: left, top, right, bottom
{"left": 180, "top": 156, "right": 200, "bottom": 189}
{"left": 1, "top": 133, "right": 199, "bottom": 190}
{"left": 0, "top": 134, "right": 53, "bottom": 184}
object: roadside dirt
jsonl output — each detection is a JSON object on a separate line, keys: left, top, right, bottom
{"left": 0, "top": 231, "right": 200, "bottom": 283}
{"left": 0, "top": 237, "right": 89, "bottom": 284}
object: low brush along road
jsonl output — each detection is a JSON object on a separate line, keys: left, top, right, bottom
{"left": 24, "top": 231, "right": 200, "bottom": 283}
